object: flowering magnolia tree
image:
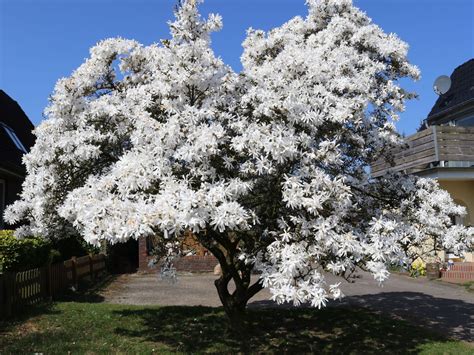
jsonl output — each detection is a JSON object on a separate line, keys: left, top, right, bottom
{"left": 6, "top": 0, "right": 472, "bottom": 323}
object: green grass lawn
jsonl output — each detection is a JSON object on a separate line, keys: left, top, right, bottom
{"left": 1, "top": 302, "right": 472, "bottom": 354}
{"left": 462, "top": 281, "right": 474, "bottom": 293}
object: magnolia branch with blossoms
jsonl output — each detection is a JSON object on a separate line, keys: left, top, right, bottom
{"left": 5, "top": 0, "right": 473, "bottom": 318}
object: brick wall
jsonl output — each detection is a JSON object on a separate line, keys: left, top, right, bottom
{"left": 138, "top": 236, "right": 218, "bottom": 273}
{"left": 138, "top": 236, "right": 149, "bottom": 271}
{"left": 181, "top": 230, "right": 208, "bottom": 256}
{"left": 441, "top": 262, "right": 474, "bottom": 283}
{"left": 173, "top": 255, "right": 218, "bottom": 272}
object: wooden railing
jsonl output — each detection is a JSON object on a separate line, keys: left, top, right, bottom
{"left": 0, "top": 254, "right": 106, "bottom": 317}
{"left": 371, "top": 126, "right": 474, "bottom": 177}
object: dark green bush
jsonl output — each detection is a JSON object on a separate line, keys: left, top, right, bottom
{"left": 0, "top": 230, "right": 54, "bottom": 272}
{"left": 0, "top": 230, "right": 99, "bottom": 272}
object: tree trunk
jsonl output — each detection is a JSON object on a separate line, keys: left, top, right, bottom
{"left": 214, "top": 269, "right": 263, "bottom": 330}
{"left": 214, "top": 275, "right": 248, "bottom": 329}
{"left": 198, "top": 230, "right": 264, "bottom": 328}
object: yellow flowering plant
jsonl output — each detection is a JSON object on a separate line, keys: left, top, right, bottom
{"left": 410, "top": 259, "right": 426, "bottom": 278}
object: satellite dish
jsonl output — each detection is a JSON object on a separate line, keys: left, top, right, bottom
{"left": 433, "top": 75, "right": 451, "bottom": 95}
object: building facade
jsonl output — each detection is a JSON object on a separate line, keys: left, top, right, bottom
{"left": 372, "top": 59, "right": 474, "bottom": 279}
{"left": 138, "top": 231, "right": 218, "bottom": 273}
{"left": 0, "top": 90, "right": 35, "bottom": 229}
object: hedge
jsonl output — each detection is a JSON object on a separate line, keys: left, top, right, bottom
{"left": 0, "top": 230, "right": 102, "bottom": 273}
{"left": 0, "top": 230, "right": 55, "bottom": 272}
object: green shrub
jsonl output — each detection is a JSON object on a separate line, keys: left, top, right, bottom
{"left": 0, "top": 230, "right": 99, "bottom": 272}
{"left": 0, "top": 230, "right": 54, "bottom": 272}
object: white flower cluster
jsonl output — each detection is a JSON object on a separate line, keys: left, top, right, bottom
{"left": 5, "top": 0, "right": 472, "bottom": 307}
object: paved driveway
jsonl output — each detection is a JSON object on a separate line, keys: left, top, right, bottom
{"left": 102, "top": 271, "right": 473, "bottom": 342}
{"left": 102, "top": 272, "right": 272, "bottom": 307}
{"left": 323, "top": 272, "right": 473, "bottom": 342}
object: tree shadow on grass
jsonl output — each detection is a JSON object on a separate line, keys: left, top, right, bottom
{"left": 0, "top": 303, "right": 60, "bottom": 334}
{"left": 55, "top": 273, "right": 118, "bottom": 303}
{"left": 330, "top": 291, "right": 474, "bottom": 342}
{"left": 113, "top": 305, "right": 454, "bottom": 353}
{"left": 0, "top": 273, "right": 116, "bottom": 332}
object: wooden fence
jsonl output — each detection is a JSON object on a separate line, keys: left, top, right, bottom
{"left": 371, "top": 125, "right": 474, "bottom": 177}
{"left": 0, "top": 254, "right": 106, "bottom": 318}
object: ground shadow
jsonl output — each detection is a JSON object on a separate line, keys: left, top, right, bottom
{"left": 0, "top": 303, "right": 60, "bottom": 334}
{"left": 252, "top": 291, "right": 474, "bottom": 342}
{"left": 55, "top": 273, "right": 117, "bottom": 303}
{"left": 0, "top": 273, "right": 116, "bottom": 330}
{"left": 112, "top": 305, "right": 453, "bottom": 353}
{"left": 332, "top": 291, "right": 474, "bottom": 342}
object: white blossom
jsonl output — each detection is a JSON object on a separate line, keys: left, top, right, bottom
{"left": 5, "top": 0, "right": 472, "bottom": 308}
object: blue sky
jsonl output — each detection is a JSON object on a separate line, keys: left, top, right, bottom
{"left": 1, "top": 0, "right": 473, "bottom": 135}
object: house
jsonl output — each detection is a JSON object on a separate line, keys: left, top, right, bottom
{"left": 372, "top": 58, "right": 474, "bottom": 281}
{"left": 0, "top": 90, "right": 35, "bottom": 229}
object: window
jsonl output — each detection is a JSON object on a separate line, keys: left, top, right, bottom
{"left": 458, "top": 115, "right": 474, "bottom": 127}
{"left": 0, "top": 122, "right": 27, "bottom": 153}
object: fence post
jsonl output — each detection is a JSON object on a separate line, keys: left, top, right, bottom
{"left": 89, "top": 255, "right": 94, "bottom": 281}
{"left": 0, "top": 273, "right": 4, "bottom": 317}
{"left": 46, "top": 264, "right": 52, "bottom": 301}
{"left": 71, "top": 256, "right": 78, "bottom": 290}
{"left": 4, "top": 272, "right": 14, "bottom": 317}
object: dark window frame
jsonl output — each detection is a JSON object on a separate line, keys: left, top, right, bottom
{"left": 0, "top": 122, "right": 27, "bottom": 153}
